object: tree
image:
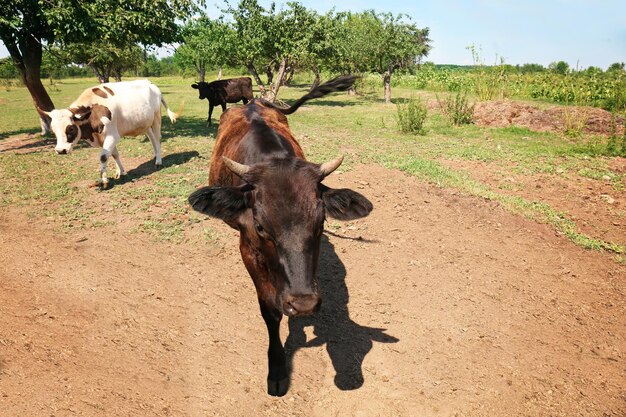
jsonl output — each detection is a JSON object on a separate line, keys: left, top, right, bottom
{"left": 174, "top": 16, "right": 235, "bottom": 82}
{"left": 608, "top": 62, "right": 625, "bottom": 72}
{"left": 331, "top": 11, "right": 430, "bottom": 103}
{"left": 519, "top": 63, "right": 545, "bottom": 73}
{"left": 0, "top": 0, "right": 200, "bottom": 133}
{"left": 549, "top": 61, "right": 570, "bottom": 75}
{"left": 227, "top": 0, "right": 275, "bottom": 98}
{"left": 263, "top": 2, "right": 318, "bottom": 100}
{"left": 375, "top": 13, "right": 430, "bottom": 103}
{"left": 61, "top": 42, "right": 145, "bottom": 83}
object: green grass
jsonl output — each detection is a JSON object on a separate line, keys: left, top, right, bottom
{"left": 1, "top": 76, "right": 624, "bottom": 257}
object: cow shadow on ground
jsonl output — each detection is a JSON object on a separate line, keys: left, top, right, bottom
{"left": 0, "top": 127, "right": 43, "bottom": 141}
{"left": 161, "top": 115, "right": 218, "bottom": 140}
{"left": 0, "top": 134, "right": 54, "bottom": 154}
{"left": 285, "top": 235, "right": 398, "bottom": 390}
{"left": 108, "top": 150, "right": 200, "bottom": 188}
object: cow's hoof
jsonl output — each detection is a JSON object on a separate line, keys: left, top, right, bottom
{"left": 99, "top": 181, "right": 109, "bottom": 191}
{"left": 267, "top": 377, "right": 289, "bottom": 397}
{"left": 114, "top": 172, "right": 124, "bottom": 180}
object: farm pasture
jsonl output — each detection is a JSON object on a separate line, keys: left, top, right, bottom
{"left": 0, "top": 77, "right": 624, "bottom": 416}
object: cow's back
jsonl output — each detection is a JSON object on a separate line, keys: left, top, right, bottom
{"left": 209, "top": 100, "right": 304, "bottom": 186}
{"left": 224, "top": 77, "right": 253, "bottom": 101}
{"left": 71, "top": 80, "right": 162, "bottom": 137}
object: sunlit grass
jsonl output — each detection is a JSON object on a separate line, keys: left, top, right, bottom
{"left": 1, "top": 76, "right": 624, "bottom": 255}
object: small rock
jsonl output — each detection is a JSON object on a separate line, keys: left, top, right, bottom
{"left": 600, "top": 194, "right": 615, "bottom": 204}
{"left": 602, "top": 175, "right": 612, "bottom": 181}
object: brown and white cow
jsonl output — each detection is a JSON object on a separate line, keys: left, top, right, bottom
{"left": 188, "top": 76, "right": 372, "bottom": 396}
{"left": 191, "top": 77, "right": 253, "bottom": 127}
{"left": 38, "top": 80, "right": 180, "bottom": 188}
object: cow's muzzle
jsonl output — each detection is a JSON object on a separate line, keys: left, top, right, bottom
{"left": 282, "top": 293, "right": 321, "bottom": 317}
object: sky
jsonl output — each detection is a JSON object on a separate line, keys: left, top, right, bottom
{"left": 2, "top": 0, "right": 625, "bottom": 69}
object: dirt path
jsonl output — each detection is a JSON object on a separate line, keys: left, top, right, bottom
{"left": 1, "top": 165, "right": 624, "bottom": 417}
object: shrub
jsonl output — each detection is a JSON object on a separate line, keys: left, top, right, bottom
{"left": 438, "top": 92, "right": 475, "bottom": 126}
{"left": 606, "top": 116, "right": 626, "bottom": 157}
{"left": 396, "top": 97, "right": 428, "bottom": 134}
{"left": 354, "top": 73, "right": 379, "bottom": 95}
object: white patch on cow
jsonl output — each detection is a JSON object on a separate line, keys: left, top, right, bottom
{"left": 49, "top": 109, "right": 76, "bottom": 154}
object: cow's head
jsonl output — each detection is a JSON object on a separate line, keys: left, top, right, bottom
{"left": 191, "top": 82, "right": 209, "bottom": 100}
{"left": 38, "top": 105, "right": 111, "bottom": 154}
{"left": 188, "top": 156, "right": 372, "bottom": 317}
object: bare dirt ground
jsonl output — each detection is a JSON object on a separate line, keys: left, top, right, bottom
{"left": 1, "top": 164, "right": 625, "bottom": 417}
{"left": 441, "top": 158, "right": 626, "bottom": 247}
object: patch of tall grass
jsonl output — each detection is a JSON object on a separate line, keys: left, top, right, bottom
{"left": 396, "top": 97, "right": 427, "bottom": 134}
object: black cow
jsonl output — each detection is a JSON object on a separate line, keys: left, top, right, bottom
{"left": 191, "top": 77, "right": 253, "bottom": 127}
{"left": 188, "top": 75, "right": 372, "bottom": 396}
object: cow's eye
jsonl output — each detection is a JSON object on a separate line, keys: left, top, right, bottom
{"left": 255, "top": 223, "right": 264, "bottom": 234}
{"left": 65, "top": 125, "right": 78, "bottom": 143}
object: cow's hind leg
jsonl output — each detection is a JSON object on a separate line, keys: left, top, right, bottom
{"left": 111, "top": 146, "right": 125, "bottom": 179}
{"left": 146, "top": 127, "right": 162, "bottom": 167}
{"left": 259, "top": 300, "right": 289, "bottom": 396}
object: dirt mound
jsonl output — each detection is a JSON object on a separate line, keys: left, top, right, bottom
{"left": 473, "top": 100, "right": 624, "bottom": 135}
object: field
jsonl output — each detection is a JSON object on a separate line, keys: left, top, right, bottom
{"left": 0, "top": 76, "right": 625, "bottom": 416}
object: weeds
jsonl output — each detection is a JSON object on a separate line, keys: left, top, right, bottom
{"left": 466, "top": 45, "right": 508, "bottom": 100}
{"left": 563, "top": 92, "right": 590, "bottom": 137}
{"left": 606, "top": 115, "right": 626, "bottom": 157}
{"left": 396, "top": 97, "right": 427, "bottom": 134}
{"left": 437, "top": 92, "right": 475, "bottom": 126}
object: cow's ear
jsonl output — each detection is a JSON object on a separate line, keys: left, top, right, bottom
{"left": 71, "top": 107, "right": 92, "bottom": 121}
{"left": 188, "top": 185, "right": 248, "bottom": 220}
{"left": 88, "top": 104, "right": 111, "bottom": 133}
{"left": 191, "top": 83, "right": 199, "bottom": 89}
{"left": 321, "top": 184, "right": 373, "bottom": 220}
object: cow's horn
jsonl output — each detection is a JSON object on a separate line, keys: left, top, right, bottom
{"left": 320, "top": 155, "right": 344, "bottom": 177}
{"left": 222, "top": 156, "right": 251, "bottom": 177}
{"left": 36, "top": 106, "right": 50, "bottom": 117}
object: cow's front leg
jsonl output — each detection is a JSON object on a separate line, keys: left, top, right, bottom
{"left": 99, "top": 136, "right": 119, "bottom": 189}
{"left": 259, "top": 299, "right": 289, "bottom": 396}
{"left": 111, "top": 146, "right": 125, "bottom": 179}
{"left": 207, "top": 103, "right": 214, "bottom": 127}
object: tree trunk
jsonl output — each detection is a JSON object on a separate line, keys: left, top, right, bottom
{"left": 91, "top": 65, "right": 110, "bottom": 84}
{"left": 310, "top": 64, "right": 321, "bottom": 92}
{"left": 247, "top": 62, "right": 267, "bottom": 97}
{"left": 197, "top": 67, "right": 206, "bottom": 83}
{"left": 265, "top": 64, "right": 274, "bottom": 85}
{"left": 266, "top": 58, "right": 287, "bottom": 103}
{"left": 112, "top": 68, "right": 122, "bottom": 82}
{"left": 283, "top": 65, "right": 294, "bottom": 86}
{"left": 2, "top": 33, "right": 54, "bottom": 133}
{"left": 217, "top": 65, "right": 222, "bottom": 80}
{"left": 383, "top": 70, "right": 392, "bottom": 104}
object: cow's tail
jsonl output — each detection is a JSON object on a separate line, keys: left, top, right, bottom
{"left": 161, "top": 97, "right": 184, "bottom": 124}
{"left": 265, "top": 75, "right": 358, "bottom": 115}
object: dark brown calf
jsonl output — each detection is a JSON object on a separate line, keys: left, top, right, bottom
{"left": 188, "top": 76, "right": 372, "bottom": 396}
{"left": 191, "top": 77, "right": 253, "bottom": 127}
